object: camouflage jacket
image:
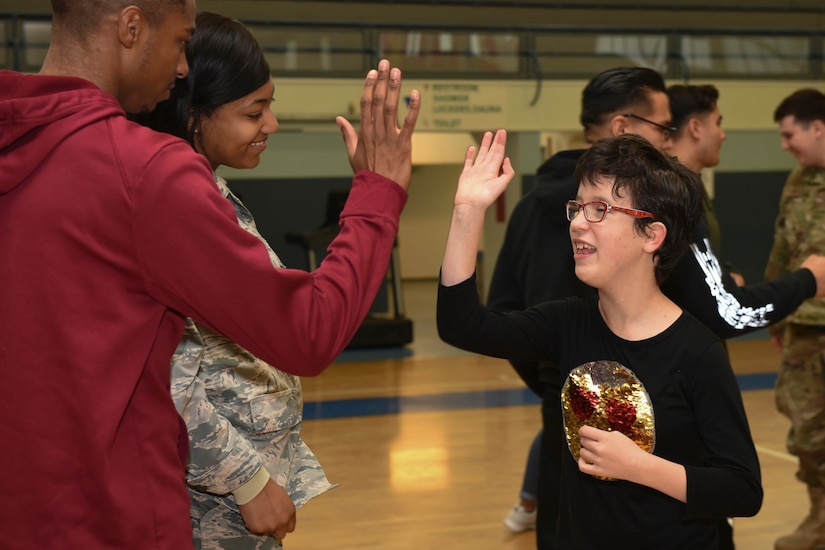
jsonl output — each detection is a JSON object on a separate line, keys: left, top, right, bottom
{"left": 766, "top": 165, "right": 825, "bottom": 329}
{"left": 170, "top": 175, "right": 334, "bottom": 510}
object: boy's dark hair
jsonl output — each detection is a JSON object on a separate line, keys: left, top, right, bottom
{"left": 135, "top": 11, "right": 271, "bottom": 148}
{"left": 667, "top": 84, "right": 719, "bottom": 131}
{"left": 580, "top": 67, "right": 667, "bottom": 132}
{"left": 574, "top": 134, "right": 704, "bottom": 286}
{"left": 773, "top": 89, "right": 825, "bottom": 126}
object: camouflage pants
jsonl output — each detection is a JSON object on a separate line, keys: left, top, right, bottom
{"left": 776, "top": 324, "right": 825, "bottom": 488}
{"left": 190, "top": 491, "right": 283, "bottom": 550}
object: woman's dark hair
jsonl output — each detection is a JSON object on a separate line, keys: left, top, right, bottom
{"left": 574, "top": 134, "right": 704, "bottom": 285}
{"left": 136, "top": 11, "right": 271, "bottom": 148}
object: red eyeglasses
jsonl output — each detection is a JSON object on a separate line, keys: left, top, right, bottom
{"left": 565, "top": 200, "right": 655, "bottom": 223}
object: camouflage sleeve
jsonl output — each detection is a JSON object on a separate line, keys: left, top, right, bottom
{"left": 764, "top": 177, "right": 794, "bottom": 337}
{"left": 170, "top": 319, "right": 265, "bottom": 496}
{"left": 765, "top": 173, "right": 795, "bottom": 284}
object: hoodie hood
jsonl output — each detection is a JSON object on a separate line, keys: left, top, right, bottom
{"left": 531, "top": 148, "right": 587, "bottom": 210}
{"left": 535, "top": 148, "right": 586, "bottom": 182}
{"left": 0, "top": 71, "right": 123, "bottom": 195}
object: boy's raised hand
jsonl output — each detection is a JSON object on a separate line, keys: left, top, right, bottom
{"left": 440, "top": 129, "right": 514, "bottom": 287}
{"left": 455, "top": 129, "right": 514, "bottom": 210}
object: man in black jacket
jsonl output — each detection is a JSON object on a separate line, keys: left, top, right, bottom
{"left": 489, "top": 67, "right": 825, "bottom": 550}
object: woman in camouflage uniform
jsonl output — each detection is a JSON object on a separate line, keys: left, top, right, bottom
{"left": 137, "top": 12, "right": 334, "bottom": 549}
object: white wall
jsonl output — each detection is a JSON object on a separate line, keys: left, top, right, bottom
{"left": 214, "top": 77, "right": 808, "bottom": 284}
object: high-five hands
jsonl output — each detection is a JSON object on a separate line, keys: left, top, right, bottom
{"left": 337, "top": 59, "right": 420, "bottom": 190}
{"left": 455, "top": 129, "right": 514, "bottom": 211}
{"left": 440, "top": 129, "right": 514, "bottom": 287}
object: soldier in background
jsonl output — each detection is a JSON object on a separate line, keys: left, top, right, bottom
{"left": 768, "top": 89, "right": 825, "bottom": 550}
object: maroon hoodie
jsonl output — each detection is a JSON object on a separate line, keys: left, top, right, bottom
{"left": 0, "top": 71, "right": 406, "bottom": 549}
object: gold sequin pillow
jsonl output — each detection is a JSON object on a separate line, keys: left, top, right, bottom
{"left": 562, "top": 360, "right": 655, "bottom": 479}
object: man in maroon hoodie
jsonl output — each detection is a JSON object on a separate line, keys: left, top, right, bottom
{"left": 0, "top": 1, "right": 419, "bottom": 548}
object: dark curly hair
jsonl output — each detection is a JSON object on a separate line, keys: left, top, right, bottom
{"left": 574, "top": 134, "right": 704, "bottom": 285}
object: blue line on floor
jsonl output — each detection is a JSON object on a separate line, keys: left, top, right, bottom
{"left": 303, "top": 372, "right": 778, "bottom": 420}
{"left": 335, "top": 347, "right": 414, "bottom": 362}
{"left": 736, "top": 371, "right": 777, "bottom": 391}
{"left": 303, "top": 387, "right": 540, "bottom": 420}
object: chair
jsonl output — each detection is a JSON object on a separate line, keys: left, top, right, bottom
{"left": 285, "top": 190, "right": 413, "bottom": 348}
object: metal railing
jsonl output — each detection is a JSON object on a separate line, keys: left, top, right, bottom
{"left": 2, "top": 12, "right": 823, "bottom": 84}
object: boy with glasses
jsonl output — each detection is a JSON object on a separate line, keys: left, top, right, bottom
{"left": 441, "top": 132, "right": 763, "bottom": 549}
{"left": 489, "top": 67, "right": 825, "bottom": 549}
{"left": 493, "top": 66, "right": 674, "bottom": 548}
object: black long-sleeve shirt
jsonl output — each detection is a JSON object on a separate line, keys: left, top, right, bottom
{"left": 439, "top": 276, "right": 763, "bottom": 549}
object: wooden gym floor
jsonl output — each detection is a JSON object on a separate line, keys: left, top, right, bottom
{"left": 286, "top": 280, "right": 806, "bottom": 550}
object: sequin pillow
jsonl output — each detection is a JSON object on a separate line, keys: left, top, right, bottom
{"left": 561, "top": 360, "right": 655, "bottom": 479}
